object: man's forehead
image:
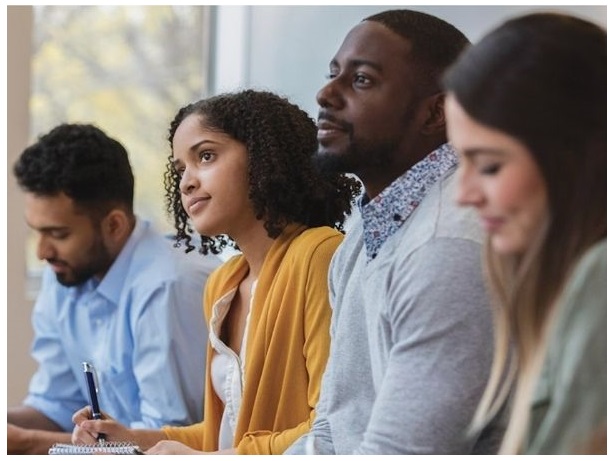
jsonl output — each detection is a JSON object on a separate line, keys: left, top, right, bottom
{"left": 24, "top": 192, "right": 89, "bottom": 227}
{"left": 335, "top": 21, "right": 412, "bottom": 65}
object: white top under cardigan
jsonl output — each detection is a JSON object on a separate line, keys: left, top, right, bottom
{"left": 209, "top": 281, "right": 257, "bottom": 449}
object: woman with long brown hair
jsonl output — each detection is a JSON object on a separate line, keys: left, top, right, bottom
{"left": 443, "top": 12, "right": 606, "bottom": 454}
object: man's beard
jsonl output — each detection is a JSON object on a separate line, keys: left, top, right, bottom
{"left": 52, "top": 235, "right": 114, "bottom": 287}
{"left": 314, "top": 98, "right": 419, "bottom": 178}
{"left": 312, "top": 136, "right": 396, "bottom": 178}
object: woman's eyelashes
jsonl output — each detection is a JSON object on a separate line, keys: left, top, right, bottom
{"left": 199, "top": 150, "right": 215, "bottom": 163}
{"left": 172, "top": 149, "right": 216, "bottom": 176}
{"left": 173, "top": 163, "right": 185, "bottom": 176}
{"left": 479, "top": 163, "right": 502, "bottom": 175}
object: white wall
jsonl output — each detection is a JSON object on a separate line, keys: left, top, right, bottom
{"left": 212, "top": 5, "right": 606, "bottom": 118}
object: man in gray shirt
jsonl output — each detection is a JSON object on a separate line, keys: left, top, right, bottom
{"left": 286, "top": 9, "right": 506, "bottom": 454}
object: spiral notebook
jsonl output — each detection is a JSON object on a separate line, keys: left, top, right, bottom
{"left": 48, "top": 441, "right": 144, "bottom": 455}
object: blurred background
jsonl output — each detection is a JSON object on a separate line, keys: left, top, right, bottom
{"left": 6, "top": 4, "right": 606, "bottom": 406}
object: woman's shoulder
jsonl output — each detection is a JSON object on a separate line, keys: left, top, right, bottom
{"left": 554, "top": 239, "right": 606, "bottom": 339}
{"left": 289, "top": 226, "right": 343, "bottom": 255}
{"left": 297, "top": 225, "right": 343, "bottom": 243}
{"left": 573, "top": 239, "right": 606, "bottom": 275}
{"left": 564, "top": 239, "right": 606, "bottom": 303}
{"left": 207, "top": 253, "right": 247, "bottom": 289}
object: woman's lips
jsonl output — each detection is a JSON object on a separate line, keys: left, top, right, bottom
{"left": 187, "top": 197, "right": 209, "bottom": 214}
{"left": 480, "top": 216, "right": 504, "bottom": 233}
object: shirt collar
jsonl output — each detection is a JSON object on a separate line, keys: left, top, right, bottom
{"left": 359, "top": 143, "right": 458, "bottom": 261}
{"left": 95, "top": 217, "right": 148, "bottom": 305}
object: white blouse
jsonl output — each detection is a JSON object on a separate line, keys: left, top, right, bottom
{"left": 208, "top": 280, "right": 257, "bottom": 449}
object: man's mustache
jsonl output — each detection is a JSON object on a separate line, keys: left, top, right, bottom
{"left": 317, "top": 111, "right": 353, "bottom": 132}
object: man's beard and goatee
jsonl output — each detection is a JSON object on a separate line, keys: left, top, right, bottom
{"left": 52, "top": 236, "right": 114, "bottom": 287}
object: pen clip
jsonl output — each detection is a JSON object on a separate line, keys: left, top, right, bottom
{"left": 82, "top": 361, "right": 106, "bottom": 443}
{"left": 82, "top": 361, "right": 102, "bottom": 415}
{"left": 83, "top": 362, "right": 100, "bottom": 393}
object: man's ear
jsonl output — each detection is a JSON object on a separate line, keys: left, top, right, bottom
{"left": 421, "top": 93, "right": 446, "bottom": 135}
{"left": 101, "top": 209, "right": 131, "bottom": 245}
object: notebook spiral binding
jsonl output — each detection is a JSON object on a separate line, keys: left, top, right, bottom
{"left": 49, "top": 441, "right": 144, "bottom": 455}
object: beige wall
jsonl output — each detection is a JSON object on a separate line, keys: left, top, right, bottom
{"left": 7, "top": 6, "right": 36, "bottom": 406}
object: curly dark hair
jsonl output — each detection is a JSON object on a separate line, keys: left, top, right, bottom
{"left": 164, "top": 89, "right": 362, "bottom": 254}
{"left": 13, "top": 123, "right": 134, "bottom": 219}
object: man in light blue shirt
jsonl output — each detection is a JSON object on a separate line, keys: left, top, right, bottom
{"left": 7, "top": 123, "right": 219, "bottom": 454}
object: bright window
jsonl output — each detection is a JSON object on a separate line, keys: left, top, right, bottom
{"left": 27, "top": 5, "right": 210, "bottom": 284}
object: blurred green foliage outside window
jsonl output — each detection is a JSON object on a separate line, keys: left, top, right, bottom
{"left": 26, "top": 5, "right": 208, "bottom": 285}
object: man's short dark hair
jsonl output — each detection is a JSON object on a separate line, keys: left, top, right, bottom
{"left": 14, "top": 123, "right": 134, "bottom": 217}
{"left": 364, "top": 9, "right": 470, "bottom": 95}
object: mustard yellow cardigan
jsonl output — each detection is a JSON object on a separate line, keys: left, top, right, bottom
{"left": 162, "top": 224, "right": 340, "bottom": 454}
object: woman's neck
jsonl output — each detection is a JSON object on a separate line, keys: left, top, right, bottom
{"left": 232, "top": 222, "right": 275, "bottom": 279}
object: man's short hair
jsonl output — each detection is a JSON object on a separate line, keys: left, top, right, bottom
{"left": 14, "top": 123, "right": 135, "bottom": 217}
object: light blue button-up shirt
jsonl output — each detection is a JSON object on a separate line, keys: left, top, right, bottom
{"left": 23, "top": 218, "right": 220, "bottom": 431}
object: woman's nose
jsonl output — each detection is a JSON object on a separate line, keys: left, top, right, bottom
{"left": 179, "top": 168, "right": 197, "bottom": 195}
{"left": 455, "top": 166, "right": 484, "bottom": 208}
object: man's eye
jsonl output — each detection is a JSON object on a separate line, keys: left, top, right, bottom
{"left": 354, "top": 74, "right": 372, "bottom": 86}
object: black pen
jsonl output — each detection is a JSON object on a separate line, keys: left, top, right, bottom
{"left": 82, "top": 362, "right": 106, "bottom": 443}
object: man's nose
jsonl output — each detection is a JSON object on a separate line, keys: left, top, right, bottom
{"left": 36, "top": 235, "right": 55, "bottom": 261}
{"left": 316, "top": 77, "right": 343, "bottom": 110}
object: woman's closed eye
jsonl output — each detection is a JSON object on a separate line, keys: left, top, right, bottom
{"left": 479, "top": 163, "right": 502, "bottom": 175}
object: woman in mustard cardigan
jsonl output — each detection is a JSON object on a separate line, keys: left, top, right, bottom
{"left": 71, "top": 90, "right": 361, "bottom": 454}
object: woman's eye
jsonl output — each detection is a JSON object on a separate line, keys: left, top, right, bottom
{"left": 479, "top": 164, "right": 502, "bottom": 175}
{"left": 199, "top": 151, "right": 214, "bottom": 163}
